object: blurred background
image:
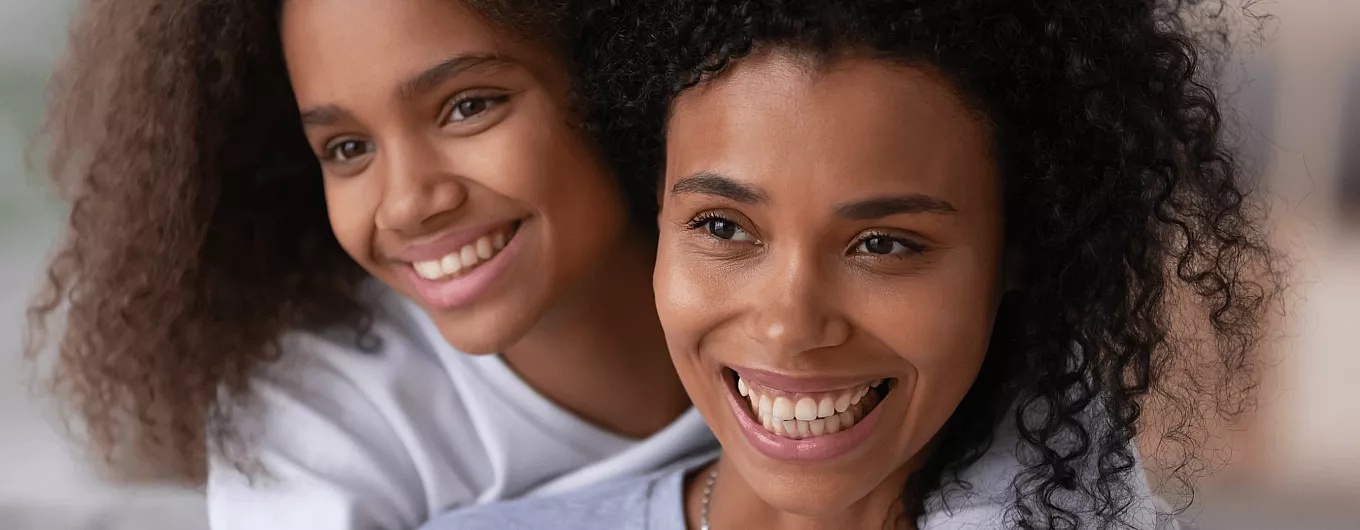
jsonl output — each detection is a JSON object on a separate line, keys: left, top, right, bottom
{"left": 1, "top": 0, "right": 1356, "bottom": 529}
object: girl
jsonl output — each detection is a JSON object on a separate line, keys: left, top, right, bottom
{"left": 423, "top": 0, "right": 1280, "bottom": 528}
{"left": 28, "top": 0, "right": 715, "bottom": 528}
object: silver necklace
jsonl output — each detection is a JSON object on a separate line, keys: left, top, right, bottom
{"left": 700, "top": 464, "right": 719, "bottom": 530}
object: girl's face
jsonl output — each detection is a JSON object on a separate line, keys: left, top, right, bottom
{"left": 657, "top": 52, "right": 1006, "bottom": 516}
{"left": 283, "top": 0, "right": 630, "bottom": 353}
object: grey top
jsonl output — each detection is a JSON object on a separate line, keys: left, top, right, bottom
{"left": 420, "top": 417, "right": 1180, "bottom": 530}
{"left": 421, "top": 451, "right": 713, "bottom": 530}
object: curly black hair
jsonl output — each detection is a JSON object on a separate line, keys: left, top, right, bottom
{"left": 575, "top": 0, "right": 1281, "bottom": 528}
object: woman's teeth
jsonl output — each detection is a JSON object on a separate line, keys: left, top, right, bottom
{"left": 412, "top": 228, "right": 511, "bottom": 280}
{"left": 737, "top": 376, "right": 883, "bottom": 440}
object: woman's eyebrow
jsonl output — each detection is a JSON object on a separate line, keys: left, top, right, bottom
{"left": 834, "top": 195, "right": 957, "bottom": 220}
{"left": 670, "top": 170, "right": 769, "bottom": 204}
{"left": 397, "top": 53, "right": 516, "bottom": 100}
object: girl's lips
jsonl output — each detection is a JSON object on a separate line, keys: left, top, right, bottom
{"left": 723, "top": 370, "right": 887, "bottom": 462}
{"left": 403, "top": 218, "right": 528, "bottom": 310}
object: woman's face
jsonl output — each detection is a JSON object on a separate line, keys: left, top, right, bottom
{"left": 657, "top": 52, "right": 1006, "bottom": 515}
{"left": 283, "top": 0, "right": 629, "bottom": 353}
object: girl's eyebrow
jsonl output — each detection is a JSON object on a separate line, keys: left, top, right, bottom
{"left": 298, "top": 54, "right": 517, "bottom": 128}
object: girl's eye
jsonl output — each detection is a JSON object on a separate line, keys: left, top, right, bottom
{"left": 691, "top": 215, "right": 757, "bottom": 242}
{"left": 854, "top": 235, "right": 923, "bottom": 256}
{"left": 449, "top": 96, "right": 501, "bottom": 122}
{"left": 326, "top": 139, "right": 374, "bottom": 162}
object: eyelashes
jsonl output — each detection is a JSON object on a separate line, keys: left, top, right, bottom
{"left": 684, "top": 212, "right": 930, "bottom": 257}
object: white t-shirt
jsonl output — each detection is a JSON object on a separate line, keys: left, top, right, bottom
{"left": 206, "top": 283, "right": 717, "bottom": 530}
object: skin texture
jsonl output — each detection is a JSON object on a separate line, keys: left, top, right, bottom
{"left": 658, "top": 52, "right": 1004, "bottom": 529}
{"left": 281, "top": 0, "right": 686, "bottom": 438}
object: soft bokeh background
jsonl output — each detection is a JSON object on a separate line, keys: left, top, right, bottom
{"left": 1, "top": 1, "right": 1356, "bottom": 529}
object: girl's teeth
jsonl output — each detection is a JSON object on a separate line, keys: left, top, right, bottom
{"left": 411, "top": 228, "right": 515, "bottom": 281}
{"left": 736, "top": 375, "right": 885, "bottom": 440}
{"left": 415, "top": 261, "right": 443, "bottom": 280}
{"left": 441, "top": 254, "right": 462, "bottom": 276}
{"left": 460, "top": 245, "right": 479, "bottom": 268}
{"left": 476, "top": 236, "right": 494, "bottom": 260}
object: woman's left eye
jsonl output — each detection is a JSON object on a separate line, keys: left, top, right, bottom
{"left": 854, "top": 235, "right": 923, "bottom": 256}
{"left": 448, "top": 96, "right": 505, "bottom": 122}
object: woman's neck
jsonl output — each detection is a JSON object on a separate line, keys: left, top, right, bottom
{"left": 501, "top": 231, "right": 690, "bottom": 439}
{"left": 688, "top": 458, "right": 918, "bottom": 530}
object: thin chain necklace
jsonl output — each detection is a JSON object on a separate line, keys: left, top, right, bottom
{"left": 700, "top": 464, "right": 719, "bottom": 530}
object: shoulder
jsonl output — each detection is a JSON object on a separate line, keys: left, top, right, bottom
{"left": 419, "top": 453, "right": 713, "bottom": 530}
{"left": 920, "top": 411, "right": 1168, "bottom": 530}
{"left": 419, "top": 472, "right": 660, "bottom": 530}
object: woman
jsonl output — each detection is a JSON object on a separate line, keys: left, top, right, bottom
{"left": 422, "top": 0, "right": 1279, "bottom": 528}
{"left": 28, "top": 0, "right": 714, "bottom": 528}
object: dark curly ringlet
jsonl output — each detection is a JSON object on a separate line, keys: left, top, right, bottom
{"left": 574, "top": 0, "right": 1282, "bottom": 528}
{"left": 26, "top": 0, "right": 636, "bottom": 484}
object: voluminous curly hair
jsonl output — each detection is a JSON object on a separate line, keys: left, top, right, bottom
{"left": 575, "top": 0, "right": 1281, "bottom": 527}
{"left": 26, "top": 0, "right": 629, "bottom": 484}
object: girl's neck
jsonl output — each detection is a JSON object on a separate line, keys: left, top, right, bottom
{"left": 687, "top": 458, "right": 918, "bottom": 530}
{"left": 501, "top": 230, "right": 689, "bottom": 439}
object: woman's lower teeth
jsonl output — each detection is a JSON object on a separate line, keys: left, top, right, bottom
{"left": 737, "top": 377, "right": 882, "bottom": 439}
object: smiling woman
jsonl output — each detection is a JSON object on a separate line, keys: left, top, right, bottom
{"left": 419, "top": 0, "right": 1282, "bottom": 529}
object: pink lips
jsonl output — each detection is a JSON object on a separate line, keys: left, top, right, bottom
{"left": 723, "top": 373, "right": 885, "bottom": 462}
{"left": 403, "top": 220, "right": 527, "bottom": 310}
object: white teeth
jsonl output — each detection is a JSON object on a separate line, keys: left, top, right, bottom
{"left": 835, "top": 392, "right": 852, "bottom": 413}
{"left": 460, "top": 245, "right": 479, "bottom": 268}
{"left": 441, "top": 254, "right": 462, "bottom": 276}
{"left": 742, "top": 381, "right": 884, "bottom": 440}
{"left": 817, "top": 397, "right": 835, "bottom": 418}
{"left": 410, "top": 227, "right": 515, "bottom": 281}
{"left": 415, "top": 260, "right": 443, "bottom": 279}
{"left": 476, "top": 237, "right": 494, "bottom": 260}
{"left": 772, "top": 397, "right": 794, "bottom": 421}
{"left": 825, "top": 413, "right": 841, "bottom": 433}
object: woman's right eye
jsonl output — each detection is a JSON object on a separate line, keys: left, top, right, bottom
{"left": 689, "top": 215, "right": 757, "bottom": 242}
{"left": 324, "top": 139, "right": 374, "bottom": 163}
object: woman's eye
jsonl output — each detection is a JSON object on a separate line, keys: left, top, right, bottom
{"left": 855, "top": 235, "right": 921, "bottom": 256}
{"left": 327, "top": 140, "right": 373, "bottom": 162}
{"left": 702, "top": 217, "right": 755, "bottom": 242}
{"left": 450, "top": 97, "right": 498, "bottom": 122}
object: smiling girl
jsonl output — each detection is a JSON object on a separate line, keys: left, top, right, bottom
{"left": 423, "top": 0, "right": 1281, "bottom": 528}
{"left": 28, "top": 0, "right": 713, "bottom": 528}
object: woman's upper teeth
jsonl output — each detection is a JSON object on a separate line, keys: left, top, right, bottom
{"left": 738, "top": 375, "right": 882, "bottom": 439}
{"left": 412, "top": 229, "right": 510, "bottom": 280}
